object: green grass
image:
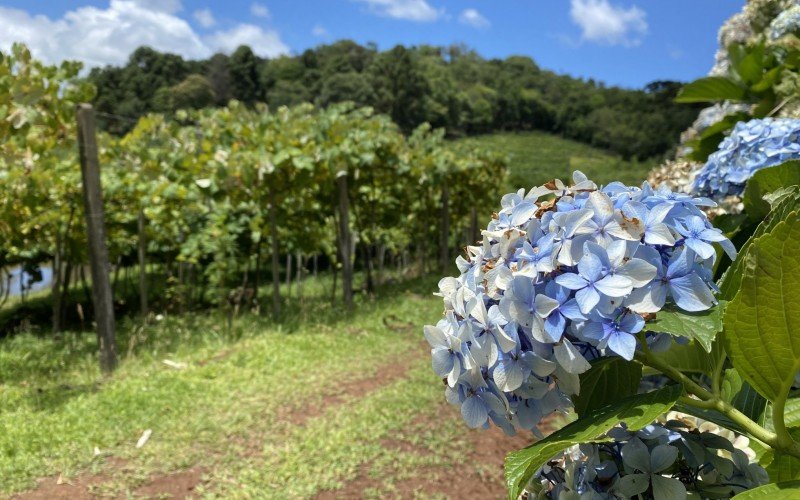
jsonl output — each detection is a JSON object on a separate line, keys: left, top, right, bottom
{"left": 461, "top": 130, "right": 655, "bottom": 190}
{"left": 0, "top": 273, "right": 520, "bottom": 498}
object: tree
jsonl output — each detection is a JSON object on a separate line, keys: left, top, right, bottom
{"left": 206, "top": 53, "right": 232, "bottom": 106}
{"left": 229, "top": 45, "right": 260, "bottom": 105}
{"left": 369, "top": 45, "right": 430, "bottom": 132}
{"left": 317, "top": 72, "right": 375, "bottom": 107}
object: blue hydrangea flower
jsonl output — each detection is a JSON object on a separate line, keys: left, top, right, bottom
{"left": 425, "top": 171, "right": 734, "bottom": 434}
{"left": 580, "top": 308, "right": 645, "bottom": 361}
{"left": 692, "top": 118, "right": 800, "bottom": 199}
{"left": 769, "top": 5, "right": 800, "bottom": 41}
{"left": 533, "top": 420, "right": 768, "bottom": 498}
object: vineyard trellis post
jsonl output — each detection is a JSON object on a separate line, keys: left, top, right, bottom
{"left": 138, "top": 209, "right": 148, "bottom": 317}
{"left": 336, "top": 170, "right": 354, "bottom": 309}
{"left": 268, "top": 184, "right": 281, "bottom": 317}
{"left": 77, "top": 103, "right": 118, "bottom": 373}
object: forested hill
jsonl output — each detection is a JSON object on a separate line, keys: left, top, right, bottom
{"left": 88, "top": 41, "right": 701, "bottom": 159}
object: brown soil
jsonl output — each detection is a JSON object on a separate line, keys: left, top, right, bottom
{"left": 314, "top": 403, "right": 560, "bottom": 500}
{"left": 16, "top": 473, "right": 107, "bottom": 500}
{"left": 15, "top": 460, "right": 206, "bottom": 500}
{"left": 304, "top": 355, "right": 415, "bottom": 422}
{"left": 14, "top": 457, "right": 122, "bottom": 500}
{"left": 133, "top": 467, "right": 206, "bottom": 498}
{"left": 15, "top": 342, "right": 561, "bottom": 499}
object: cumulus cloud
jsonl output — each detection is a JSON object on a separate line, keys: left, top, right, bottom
{"left": 205, "top": 24, "right": 288, "bottom": 56}
{"left": 250, "top": 2, "right": 270, "bottom": 18}
{"left": 193, "top": 8, "right": 215, "bottom": 28}
{"left": 0, "top": 1, "right": 289, "bottom": 68}
{"left": 131, "top": 0, "right": 182, "bottom": 14}
{"left": 354, "top": 0, "right": 442, "bottom": 22}
{"left": 569, "top": 0, "right": 647, "bottom": 46}
{"left": 458, "top": 8, "right": 489, "bottom": 29}
{"left": 312, "top": 24, "right": 329, "bottom": 37}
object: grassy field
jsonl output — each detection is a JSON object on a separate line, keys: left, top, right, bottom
{"left": 0, "top": 274, "right": 544, "bottom": 499}
{"left": 461, "top": 131, "right": 655, "bottom": 190}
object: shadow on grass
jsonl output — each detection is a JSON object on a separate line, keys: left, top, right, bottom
{"left": 0, "top": 270, "right": 440, "bottom": 412}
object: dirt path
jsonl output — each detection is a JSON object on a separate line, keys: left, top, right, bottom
{"left": 15, "top": 342, "right": 559, "bottom": 499}
{"left": 314, "top": 404, "right": 560, "bottom": 500}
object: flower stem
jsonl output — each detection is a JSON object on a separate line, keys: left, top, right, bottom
{"left": 635, "top": 348, "right": 800, "bottom": 459}
{"left": 712, "top": 352, "right": 726, "bottom": 396}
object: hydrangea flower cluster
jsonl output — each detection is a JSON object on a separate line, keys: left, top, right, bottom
{"left": 532, "top": 417, "right": 768, "bottom": 499}
{"left": 746, "top": 0, "right": 799, "bottom": 33}
{"left": 692, "top": 118, "right": 800, "bottom": 199}
{"left": 769, "top": 4, "right": 800, "bottom": 40}
{"left": 424, "top": 172, "right": 735, "bottom": 434}
{"left": 710, "top": 9, "right": 754, "bottom": 77}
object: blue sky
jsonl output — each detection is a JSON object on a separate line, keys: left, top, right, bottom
{"left": 0, "top": 0, "right": 742, "bottom": 88}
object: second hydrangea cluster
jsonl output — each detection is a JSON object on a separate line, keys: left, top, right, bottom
{"left": 769, "top": 4, "right": 800, "bottom": 40}
{"left": 692, "top": 118, "right": 800, "bottom": 200}
{"left": 424, "top": 172, "right": 736, "bottom": 434}
{"left": 532, "top": 416, "right": 768, "bottom": 499}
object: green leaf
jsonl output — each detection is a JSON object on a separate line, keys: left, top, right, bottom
{"left": 786, "top": 398, "right": 800, "bottom": 428}
{"left": 723, "top": 213, "right": 800, "bottom": 402}
{"left": 763, "top": 398, "right": 800, "bottom": 432}
{"left": 720, "top": 188, "right": 800, "bottom": 300}
{"left": 752, "top": 66, "right": 783, "bottom": 93}
{"left": 743, "top": 161, "right": 800, "bottom": 221}
{"left": 646, "top": 302, "right": 726, "bottom": 352}
{"left": 504, "top": 385, "right": 681, "bottom": 500}
{"left": 675, "top": 76, "right": 748, "bottom": 103}
{"left": 766, "top": 452, "right": 800, "bottom": 482}
{"left": 644, "top": 340, "right": 721, "bottom": 376}
{"left": 721, "top": 369, "right": 768, "bottom": 426}
{"left": 573, "top": 358, "right": 642, "bottom": 416}
{"left": 732, "top": 480, "right": 800, "bottom": 498}
{"left": 699, "top": 112, "right": 751, "bottom": 141}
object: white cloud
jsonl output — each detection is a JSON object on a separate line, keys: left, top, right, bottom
{"left": 569, "top": 0, "right": 647, "bottom": 46}
{"left": 193, "top": 8, "right": 215, "bottom": 28}
{"left": 131, "top": 0, "right": 183, "bottom": 14}
{"left": 205, "top": 24, "right": 288, "bottom": 57}
{"left": 250, "top": 2, "right": 270, "bottom": 18}
{"left": 312, "top": 24, "right": 329, "bottom": 37}
{"left": 0, "top": 1, "right": 289, "bottom": 68}
{"left": 458, "top": 8, "right": 489, "bottom": 29}
{"left": 354, "top": 0, "right": 442, "bottom": 22}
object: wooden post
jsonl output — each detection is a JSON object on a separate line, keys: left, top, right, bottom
{"left": 336, "top": 170, "right": 353, "bottom": 309}
{"left": 77, "top": 104, "right": 118, "bottom": 373}
{"left": 296, "top": 252, "right": 304, "bottom": 300}
{"left": 285, "top": 253, "right": 292, "bottom": 297}
{"left": 440, "top": 178, "right": 450, "bottom": 273}
{"left": 268, "top": 185, "right": 281, "bottom": 316}
{"left": 51, "top": 232, "right": 63, "bottom": 333}
{"left": 137, "top": 209, "right": 148, "bottom": 317}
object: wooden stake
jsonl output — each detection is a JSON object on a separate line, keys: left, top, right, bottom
{"left": 336, "top": 170, "right": 353, "bottom": 309}
{"left": 77, "top": 103, "right": 118, "bottom": 373}
{"left": 268, "top": 185, "right": 281, "bottom": 316}
{"left": 137, "top": 209, "right": 148, "bottom": 317}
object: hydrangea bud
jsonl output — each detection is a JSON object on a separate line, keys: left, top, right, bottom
{"left": 424, "top": 172, "right": 735, "bottom": 434}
